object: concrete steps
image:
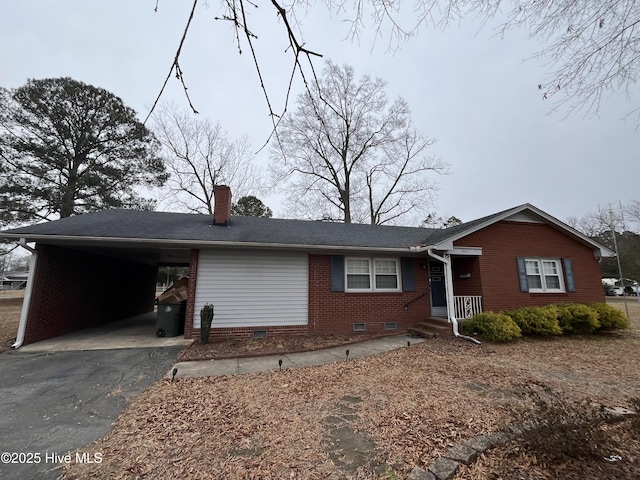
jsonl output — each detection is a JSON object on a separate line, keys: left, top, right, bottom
{"left": 408, "top": 318, "right": 453, "bottom": 339}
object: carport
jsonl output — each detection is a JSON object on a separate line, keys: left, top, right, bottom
{"left": 5, "top": 237, "right": 193, "bottom": 348}
{"left": 18, "top": 311, "right": 192, "bottom": 352}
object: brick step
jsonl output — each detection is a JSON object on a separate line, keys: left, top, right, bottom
{"left": 407, "top": 326, "right": 437, "bottom": 339}
{"left": 408, "top": 319, "right": 454, "bottom": 338}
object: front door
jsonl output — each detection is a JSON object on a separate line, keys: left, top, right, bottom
{"left": 429, "top": 261, "right": 447, "bottom": 317}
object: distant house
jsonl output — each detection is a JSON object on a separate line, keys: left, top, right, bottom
{"left": 1, "top": 271, "right": 29, "bottom": 290}
{"left": 1, "top": 186, "right": 613, "bottom": 347}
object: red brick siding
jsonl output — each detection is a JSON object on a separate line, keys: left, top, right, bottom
{"left": 454, "top": 221, "right": 605, "bottom": 312}
{"left": 183, "top": 249, "right": 199, "bottom": 340}
{"left": 190, "top": 324, "right": 308, "bottom": 340}
{"left": 452, "top": 257, "right": 483, "bottom": 297}
{"left": 213, "top": 185, "right": 232, "bottom": 225}
{"left": 308, "top": 255, "right": 430, "bottom": 335}
{"left": 23, "top": 244, "right": 157, "bottom": 345}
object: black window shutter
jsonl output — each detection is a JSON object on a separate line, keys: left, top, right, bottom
{"left": 401, "top": 257, "right": 416, "bottom": 292}
{"left": 330, "top": 256, "right": 345, "bottom": 292}
{"left": 563, "top": 258, "right": 576, "bottom": 292}
{"left": 516, "top": 257, "right": 529, "bottom": 292}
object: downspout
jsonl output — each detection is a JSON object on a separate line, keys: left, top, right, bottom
{"left": 11, "top": 239, "right": 38, "bottom": 349}
{"left": 426, "top": 249, "right": 481, "bottom": 345}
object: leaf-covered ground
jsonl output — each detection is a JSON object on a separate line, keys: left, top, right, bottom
{"left": 178, "top": 333, "right": 394, "bottom": 361}
{"left": 0, "top": 291, "right": 22, "bottom": 353}
{"left": 58, "top": 300, "right": 640, "bottom": 479}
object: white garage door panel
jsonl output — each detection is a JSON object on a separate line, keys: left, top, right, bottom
{"left": 194, "top": 250, "right": 308, "bottom": 328}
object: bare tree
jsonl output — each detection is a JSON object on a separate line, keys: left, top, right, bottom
{"left": 422, "top": 213, "right": 463, "bottom": 228}
{"left": 625, "top": 200, "right": 640, "bottom": 229}
{"left": 566, "top": 204, "right": 629, "bottom": 237}
{"left": 151, "top": 103, "right": 266, "bottom": 214}
{"left": 271, "top": 62, "right": 448, "bottom": 225}
{"left": 151, "top": 1, "right": 640, "bottom": 122}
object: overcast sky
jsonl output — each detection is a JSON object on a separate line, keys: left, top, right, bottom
{"left": 2, "top": 1, "right": 638, "bottom": 225}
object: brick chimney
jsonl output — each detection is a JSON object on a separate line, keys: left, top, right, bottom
{"left": 213, "top": 185, "right": 232, "bottom": 226}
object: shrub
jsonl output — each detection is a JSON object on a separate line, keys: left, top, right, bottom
{"left": 514, "top": 385, "right": 615, "bottom": 460}
{"left": 200, "top": 303, "right": 214, "bottom": 344}
{"left": 554, "top": 303, "right": 599, "bottom": 334}
{"left": 590, "top": 302, "right": 630, "bottom": 331}
{"left": 462, "top": 312, "right": 521, "bottom": 342}
{"left": 506, "top": 305, "right": 562, "bottom": 336}
{"left": 630, "top": 398, "right": 640, "bottom": 435}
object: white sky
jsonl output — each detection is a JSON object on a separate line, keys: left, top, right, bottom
{"left": 1, "top": 1, "right": 638, "bottom": 225}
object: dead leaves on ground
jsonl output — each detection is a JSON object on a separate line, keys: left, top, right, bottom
{"left": 61, "top": 303, "right": 640, "bottom": 479}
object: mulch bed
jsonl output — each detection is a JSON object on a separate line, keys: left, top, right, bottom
{"left": 177, "top": 332, "right": 395, "bottom": 361}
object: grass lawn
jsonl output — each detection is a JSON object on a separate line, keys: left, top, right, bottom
{"left": 2, "top": 297, "right": 639, "bottom": 478}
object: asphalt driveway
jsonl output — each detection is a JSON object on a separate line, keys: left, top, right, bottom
{"left": 0, "top": 346, "right": 182, "bottom": 480}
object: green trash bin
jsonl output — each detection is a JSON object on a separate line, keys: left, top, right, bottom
{"left": 156, "top": 302, "right": 186, "bottom": 337}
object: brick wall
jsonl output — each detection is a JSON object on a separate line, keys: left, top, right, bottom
{"left": 183, "top": 248, "right": 199, "bottom": 339}
{"left": 451, "top": 257, "right": 483, "bottom": 297}
{"left": 308, "top": 255, "right": 429, "bottom": 335}
{"left": 23, "top": 244, "right": 157, "bottom": 345}
{"left": 454, "top": 221, "right": 605, "bottom": 312}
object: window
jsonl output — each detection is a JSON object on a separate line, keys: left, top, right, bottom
{"left": 346, "top": 259, "right": 371, "bottom": 289}
{"left": 345, "top": 258, "right": 401, "bottom": 292}
{"left": 524, "top": 258, "right": 564, "bottom": 292}
{"left": 374, "top": 259, "right": 398, "bottom": 289}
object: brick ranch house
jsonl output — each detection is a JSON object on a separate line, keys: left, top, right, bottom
{"left": 2, "top": 186, "right": 613, "bottom": 348}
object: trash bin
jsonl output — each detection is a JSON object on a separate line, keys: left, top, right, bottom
{"left": 156, "top": 302, "right": 186, "bottom": 337}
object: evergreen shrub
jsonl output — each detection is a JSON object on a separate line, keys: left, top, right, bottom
{"left": 506, "top": 305, "right": 563, "bottom": 336}
{"left": 463, "top": 312, "right": 522, "bottom": 342}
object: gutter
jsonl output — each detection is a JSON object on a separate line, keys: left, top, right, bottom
{"left": 425, "top": 248, "right": 481, "bottom": 345}
{"left": 11, "top": 239, "right": 37, "bottom": 349}
{"left": 0, "top": 234, "right": 416, "bottom": 254}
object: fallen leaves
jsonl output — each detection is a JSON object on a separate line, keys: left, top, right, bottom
{"left": 52, "top": 300, "right": 640, "bottom": 479}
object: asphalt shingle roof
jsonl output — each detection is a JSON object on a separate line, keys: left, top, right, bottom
{"left": 2, "top": 209, "right": 444, "bottom": 250}
{"left": 1, "top": 204, "right": 612, "bottom": 256}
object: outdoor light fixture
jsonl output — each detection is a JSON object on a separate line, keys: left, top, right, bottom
{"left": 459, "top": 272, "right": 471, "bottom": 279}
{"left": 171, "top": 368, "right": 178, "bottom": 382}
{"left": 345, "top": 349, "right": 350, "bottom": 361}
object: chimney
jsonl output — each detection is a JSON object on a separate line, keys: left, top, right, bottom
{"left": 213, "top": 185, "right": 232, "bottom": 226}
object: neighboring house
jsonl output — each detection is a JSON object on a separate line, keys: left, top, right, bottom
{"left": 1, "top": 271, "right": 29, "bottom": 290}
{"left": 1, "top": 186, "right": 614, "bottom": 348}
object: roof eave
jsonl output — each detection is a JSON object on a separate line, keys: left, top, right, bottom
{"left": 2, "top": 233, "right": 419, "bottom": 254}
{"left": 429, "top": 203, "right": 615, "bottom": 258}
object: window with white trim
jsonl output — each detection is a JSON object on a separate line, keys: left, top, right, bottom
{"left": 525, "top": 258, "right": 564, "bottom": 292}
{"left": 345, "top": 258, "right": 401, "bottom": 292}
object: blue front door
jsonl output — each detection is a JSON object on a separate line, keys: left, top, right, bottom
{"left": 429, "top": 261, "right": 447, "bottom": 317}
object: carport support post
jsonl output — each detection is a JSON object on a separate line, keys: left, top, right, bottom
{"left": 12, "top": 239, "right": 38, "bottom": 349}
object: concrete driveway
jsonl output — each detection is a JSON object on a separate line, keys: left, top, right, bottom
{"left": 0, "top": 346, "right": 183, "bottom": 480}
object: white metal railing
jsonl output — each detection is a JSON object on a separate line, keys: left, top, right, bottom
{"left": 454, "top": 296, "right": 483, "bottom": 319}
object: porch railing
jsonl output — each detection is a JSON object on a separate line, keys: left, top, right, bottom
{"left": 453, "top": 296, "right": 483, "bottom": 319}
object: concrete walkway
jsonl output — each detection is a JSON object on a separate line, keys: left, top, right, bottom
{"left": 171, "top": 334, "right": 426, "bottom": 378}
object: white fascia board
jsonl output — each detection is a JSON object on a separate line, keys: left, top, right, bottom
{"left": 432, "top": 203, "right": 615, "bottom": 259}
{"left": 444, "top": 247, "right": 483, "bottom": 256}
{"left": 3, "top": 234, "right": 416, "bottom": 254}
